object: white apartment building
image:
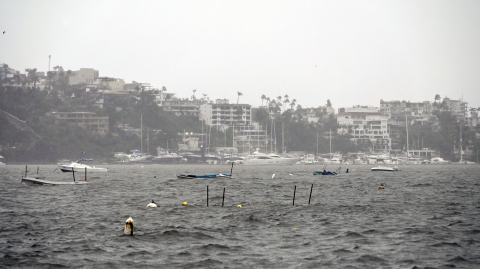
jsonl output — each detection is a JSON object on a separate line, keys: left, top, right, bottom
{"left": 234, "top": 124, "right": 267, "bottom": 154}
{"left": 380, "top": 99, "right": 434, "bottom": 126}
{"left": 69, "top": 68, "right": 99, "bottom": 85}
{"left": 337, "top": 106, "right": 391, "bottom": 150}
{"left": 199, "top": 99, "right": 251, "bottom": 128}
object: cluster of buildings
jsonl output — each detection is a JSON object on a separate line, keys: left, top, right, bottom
{"left": 2, "top": 63, "right": 478, "bottom": 158}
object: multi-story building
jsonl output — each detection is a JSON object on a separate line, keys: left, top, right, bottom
{"left": 234, "top": 123, "right": 267, "bottom": 154}
{"left": 45, "top": 112, "right": 109, "bottom": 135}
{"left": 337, "top": 106, "right": 391, "bottom": 151}
{"left": 200, "top": 99, "right": 251, "bottom": 128}
{"left": 299, "top": 106, "right": 335, "bottom": 123}
{"left": 380, "top": 99, "right": 434, "bottom": 126}
{"left": 442, "top": 97, "right": 468, "bottom": 121}
{"left": 69, "top": 68, "right": 99, "bottom": 85}
{"left": 160, "top": 98, "right": 204, "bottom": 117}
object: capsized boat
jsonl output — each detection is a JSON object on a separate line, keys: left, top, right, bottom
{"left": 313, "top": 165, "right": 341, "bottom": 175}
{"left": 371, "top": 165, "right": 400, "bottom": 172}
{"left": 22, "top": 165, "right": 88, "bottom": 186}
{"left": 60, "top": 159, "right": 108, "bottom": 172}
{"left": 176, "top": 163, "right": 234, "bottom": 179}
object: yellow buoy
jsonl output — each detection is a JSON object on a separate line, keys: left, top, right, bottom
{"left": 237, "top": 205, "right": 242, "bottom": 208}
{"left": 379, "top": 186, "right": 385, "bottom": 189}
{"left": 182, "top": 202, "right": 188, "bottom": 206}
{"left": 294, "top": 228, "right": 300, "bottom": 231}
{"left": 303, "top": 204, "right": 306, "bottom": 206}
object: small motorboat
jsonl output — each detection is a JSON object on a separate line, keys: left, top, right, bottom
{"left": 59, "top": 159, "right": 108, "bottom": 172}
{"left": 371, "top": 166, "right": 400, "bottom": 172}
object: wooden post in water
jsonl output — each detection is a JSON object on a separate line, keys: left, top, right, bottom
{"left": 308, "top": 184, "right": 313, "bottom": 205}
{"left": 25, "top": 165, "right": 27, "bottom": 178}
{"left": 207, "top": 185, "right": 209, "bottom": 207}
{"left": 222, "top": 188, "right": 225, "bottom": 207}
{"left": 293, "top": 185, "right": 296, "bottom": 206}
{"left": 85, "top": 167, "right": 87, "bottom": 181}
{"left": 72, "top": 168, "right": 75, "bottom": 182}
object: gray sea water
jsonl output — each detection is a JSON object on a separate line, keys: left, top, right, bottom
{"left": 1, "top": 164, "right": 479, "bottom": 268}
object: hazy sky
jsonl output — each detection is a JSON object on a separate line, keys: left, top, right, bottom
{"left": 1, "top": 0, "right": 479, "bottom": 111}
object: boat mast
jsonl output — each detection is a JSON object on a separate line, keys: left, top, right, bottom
{"left": 460, "top": 121, "right": 463, "bottom": 162}
{"left": 282, "top": 122, "right": 284, "bottom": 154}
{"left": 405, "top": 113, "right": 409, "bottom": 163}
{"left": 329, "top": 128, "right": 332, "bottom": 158}
{"left": 141, "top": 114, "right": 143, "bottom": 154}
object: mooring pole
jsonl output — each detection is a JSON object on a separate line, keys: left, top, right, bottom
{"left": 222, "top": 188, "right": 225, "bottom": 207}
{"left": 25, "top": 165, "right": 27, "bottom": 177}
{"left": 308, "top": 184, "right": 313, "bottom": 205}
{"left": 293, "top": 185, "right": 296, "bottom": 206}
{"left": 72, "top": 169, "right": 75, "bottom": 182}
{"left": 207, "top": 185, "right": 209, "bottom": 207}
{"left": 85, "top": 167, "right": 87, "bottom": 181}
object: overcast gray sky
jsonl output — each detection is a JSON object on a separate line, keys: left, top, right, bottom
{"left": 1, "top": 0, "right": 479, "bottom": 111}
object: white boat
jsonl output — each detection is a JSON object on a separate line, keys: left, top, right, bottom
{"left": 430, "top": 157, "right": 449, "bottom": 164}
{"left": 367, "top": 155, "right": 377, "bottom": 164}
{"left": 371, "top": 165, "right": 400, "bottom": 172}
{"left": 303, "top": 154, "right": 317, "bottom": 164}
{"left": 243, "top": 151, "right": 298, "bottom": 166}
{"left": 114, "top": 152, "right": 128, "bottom": 159}
{"left": 123, "top": 150, "right": 151, "bottom": 163}
{"left": 329, "top": 157, "right": 342, "bottom": 165}
{"left": 60, "top": 159, "right": 108, "bottom": 172}
{"left": 0, "top": 155, "right": 5, "bottom": 165}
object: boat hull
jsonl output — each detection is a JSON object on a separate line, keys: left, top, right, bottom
{"left": 22, "top": 177, "right": 88, "bottom": 186}
{"left": 176, "top": 174, "right": 231, "bottom": 179}
{"left": 243, "top": 158, "right": 298, "bottom": 166}
{"left": 60, "top": 166, "right": 108, "bottom": 172}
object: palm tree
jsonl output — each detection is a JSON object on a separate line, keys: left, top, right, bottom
{"left": 25, "top": 68, "right": 39, "bottom": 88}
{"left": 266, "top": 97, "right": 271, "bottom": 112}
{"left": 277, "top": 96, "right": 282, "bottom": 104}
{"left": 290, "top": 99, "right": 296, "bottom": 110}
{"left": 283, "top": 98, "right": 290, "bottom": 112}
{"left": 237, "top": 91, "right": 243, "bottom": 104}
{"left": 261, "top": 94, "right": 266, "bottom": 107}
{"left": 192, "top": 89, "right": 196, "bottom": 100}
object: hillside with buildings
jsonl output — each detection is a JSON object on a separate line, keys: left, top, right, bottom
{"left": 1, "top": 62, "right": 479, "bottom": 164}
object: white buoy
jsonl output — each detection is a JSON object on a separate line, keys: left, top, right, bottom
{"left": 124, "top": 216, "right": 134, "bottom": 235}
{"left": 272, "top": 174, "right": 275, "bottom": 179}
{"left": 147, "top": 200, "right": 158, "bottom": 207}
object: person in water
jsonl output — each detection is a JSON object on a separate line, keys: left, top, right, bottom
{"left": 322, "top": 170, "right": 326, "bottom": 175}
{"left": 346, "top": 168, "right": 349, "bottom": 173}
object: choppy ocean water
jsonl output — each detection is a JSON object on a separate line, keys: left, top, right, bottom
{"left": 1, "top": 164, "right": 479, "bottom": 268}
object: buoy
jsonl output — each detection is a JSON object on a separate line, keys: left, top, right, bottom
{"left": 379, "top": 185, "right": 385, "bottom": 189}
{"left": 237, "top": 205, "right": 242, "bottom": 208}
{"left": 352, "top": 169, "right": 355, "bottom": 172}
{"left": 182, "top": 202, "right": 188, "bottom": 206}
{"left": 272, "top": 174, "right": 275, "bottom": 179}
{"left": 294, "top": 228, "right": 300, "bottom": 231}
{"left": 154, "top": 176, "right": 156, "bottom": 178}
{"left": 124, "top": 216, "right": 134, "bottom": 235}
{"left": 147, "top": 200, "right": 158, "bottom": 207}
{"left": 303, "top": 204, "right": 306, "bottom": 206}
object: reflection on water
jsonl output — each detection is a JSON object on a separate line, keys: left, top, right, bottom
{"left": 1, "top": 164, "right": 479, "bottom": 268}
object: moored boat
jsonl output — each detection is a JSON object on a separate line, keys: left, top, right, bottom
{"left": 371, "top": 165, "right": 400, "bottom": 172}
{"left": 60, "top": 159, "right": 108, "bottom": 172}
